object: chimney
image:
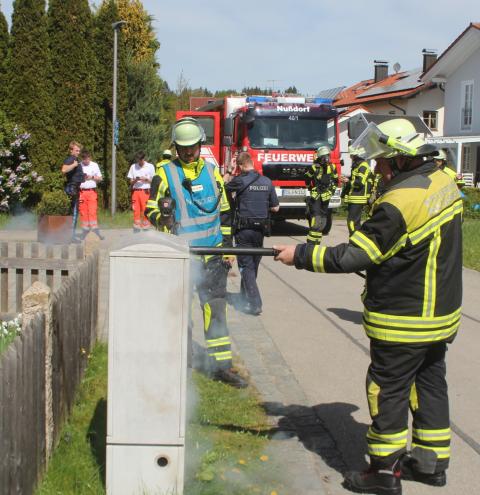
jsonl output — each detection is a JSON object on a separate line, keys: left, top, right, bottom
{"left": 422, "top": 49, "right": 438, "bottom": 72}
{"left": 374, "top": 60, "right": 389, "bottom": 83}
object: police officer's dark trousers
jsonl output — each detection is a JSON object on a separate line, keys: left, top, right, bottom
{"left": 367, "top": 341, "right": 450, "bottom": 474}
{"left": 235, "top": 229, "right": 263, "bottom": 311}
{"left": 307, "top": 199, "right": 329, "bottom": 244}
{"left": 191, "top": 255, "right": 232, "bottom": 371}
{"left": 347, "top": 203, "right": 364, "bottom": 235}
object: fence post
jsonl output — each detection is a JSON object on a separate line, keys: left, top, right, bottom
{"left": 84, "top": 232, "right": 100, "bottom": 258}
{"left": 22, "top": 281, "right": 54, "bottom": 463}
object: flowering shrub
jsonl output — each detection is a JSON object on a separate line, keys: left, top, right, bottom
{"left": 0, "top": 111, "right": 43, "bottom": 212}
{"left": 0, "top": 314, "right": 22, "bottom": 354}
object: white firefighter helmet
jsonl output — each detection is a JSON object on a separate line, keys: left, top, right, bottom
{"left": 316, "top": 146, "right": 331, "bottom": 159}
{"left": 351, "top": 119, "right": 435, "bottom": 160}
{"left": 171, "top": 118, "right": 206, "bottom": 146}
{"left": 435, "top": 149, "right": 447, "bottom": 162}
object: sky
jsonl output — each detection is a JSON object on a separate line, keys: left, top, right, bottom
{"left": 1, "top": 0, "right": 478, "bottom": 95}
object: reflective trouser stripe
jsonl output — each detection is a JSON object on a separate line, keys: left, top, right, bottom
{"left": 307, "top": 231, "right": 322, "bottom": 244}
{"left": 206, "top": 336, "right": 230, "bottom": 348}
{"left": 345, "top": 196, "right": 369, "bottom": 203}
{"left": 413, "top": 427, "right": 451, "bottom": 441}
{"left": 204, "top": 302, "right": 212, "bottom": 331}
{"left": 367, "top": 426, "right": 409, "bottom": 457}
{"left": 409, "top": 382, "right": 419, "bottom": 411}
{"left": 348, "top": 220, "right": 355, "bottom": 235}
{"left": 211, "top": 351, "right": 233, "bottom": 361}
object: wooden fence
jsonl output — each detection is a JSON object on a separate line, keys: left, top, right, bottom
{"left": 0, "top": 250, "right": 99, "bottom": 495}
{"left": 0, "top": 241, "right": 85, "bottom": 319}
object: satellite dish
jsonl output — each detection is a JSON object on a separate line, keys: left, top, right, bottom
{"left": 393, "top": 62, "right": 401, "bottom": 73}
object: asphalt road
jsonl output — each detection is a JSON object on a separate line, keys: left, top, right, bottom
{"left": 250, "top": 218, "right": 480, "bottom": 494}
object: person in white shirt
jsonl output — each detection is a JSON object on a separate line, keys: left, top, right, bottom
{"left": 127, "top": 151, "right": 155, "bottom": 232}
{"left": 79, "top": 150, "right": 104, "bottom": 240}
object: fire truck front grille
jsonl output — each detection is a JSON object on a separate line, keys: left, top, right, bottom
{"left": 262, "top": 163, "right": 309, "bottom": 181}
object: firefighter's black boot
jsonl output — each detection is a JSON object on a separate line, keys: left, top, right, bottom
{"left": 212, "top": 368, "right": 248, "bottom": 388}
{"left": 343, "top": 466, "right": 402, "bottom": 495}
{"left": 400, "top": 454, "right": 446, "bottom": 487}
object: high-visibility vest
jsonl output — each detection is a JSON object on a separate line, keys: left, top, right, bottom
{"left": 162, "top": 160, "right": 222, "bottom": 247}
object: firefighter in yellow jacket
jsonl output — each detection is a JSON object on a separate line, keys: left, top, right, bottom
{"left": 304, "top": 146, "right": 338, "bottom": 244}
{"left": 155, "top": 149, "right": 173, "bottom": 173}
{"left": 274, "top": 118, "right": 462, "bottom": 494}
{"left": 145, "top": 117, "right": 246, "bottom": 388}
{"left": 435, "top": 149, "right": 466, "bottom": 189}
{"left": 344, "top": 147, "right": 373, "bottom": 235}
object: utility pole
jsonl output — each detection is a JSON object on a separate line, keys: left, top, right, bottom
{"left": 111, "top": 20, "right": 127, "bottom": 216}
{"left": 266, "top": 79, "right": 282, "bottom": 93}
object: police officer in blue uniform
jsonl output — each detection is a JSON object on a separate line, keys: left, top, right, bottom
{"left": 225, "top": 152, "right": 279, "bottom": 315}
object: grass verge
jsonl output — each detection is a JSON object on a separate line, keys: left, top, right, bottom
{"left": 35, "top": 345, "right": 283, "bottom": 495}
{"left": 36, "top": 343, "right": 108, "bottom": 495}
{"left": 463, "top": 219, "right": 480, "bottom": 271}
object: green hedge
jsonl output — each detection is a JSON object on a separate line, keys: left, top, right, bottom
{"left": 463, "top": 187, "right": 480, "bottom": 219}
{"left": 36, "top": 190, "right": 71, "bottom": 216}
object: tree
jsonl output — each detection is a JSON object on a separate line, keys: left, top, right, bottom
{"left": 48, "top": 0, "right": 96, "bottom": 160}
{"left": 241, "top": 86, "right": 270, "bottom": 96}
{"left": 117, "top": 0, "right": 159, "bottom": 63}
{"left": 117, "top": 0, "right": 169, "bottom": 163}
{"left": 284, "top": 86, "right": 298, "bottom": 94}
{"left": 124, "top": 58, "right": 169, "bottom": 163}
{"left": 94, "top": 0, "right": 129, "bottom": 210}
{"left": 214, "top": 89, "right": 239, "bottom": 98}
{"left": 0, "top": 10, "right": 8, "bottom": 108}
{"left": 6, "top": 0, "right": 55, "bottom": 191}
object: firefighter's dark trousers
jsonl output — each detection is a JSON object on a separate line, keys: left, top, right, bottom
{"left": 347, "top": 203, "right": 365, "bottom": 235}
{"left": 307, "top": 199, "right": 329, "bottom": 244}
{"left": 191, "top": 255, "right": 232, "bottom": 371}
{"left": 366, "top": 341, "right": 450, "bottom": 474}
{"left": 235, "top": 229, "right": 264, "bottom": 311}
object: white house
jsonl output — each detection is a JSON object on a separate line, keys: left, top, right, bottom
{"left": 422, "top": 23, "right": 480, "bottom": 186}
{"left": 334, "top": 52, "right": 444, "bottom": 176}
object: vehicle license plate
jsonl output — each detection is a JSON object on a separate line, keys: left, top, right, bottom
{"left": 282, "top": 189, "right": 306, "bottom": 196}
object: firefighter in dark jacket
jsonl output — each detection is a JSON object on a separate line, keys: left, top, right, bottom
{"left": 274, "top": 118, "right": 462, "bottom": 495}
{"left": 145, "top": 117, "right": 247, "bottom": 388}
{"left": 224, "top": 152, "right": 279, "bottom": 315}
{"left": 304, "top": 146, "right": 338, "bottom": 244}
{"left": 344, "top": 147, "right": 373, "bottom": 235}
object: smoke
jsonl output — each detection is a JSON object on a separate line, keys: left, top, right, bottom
{"left": 106, "top": 230, "right": 333, "bottom": 494}
{"left": 2, "top": 208, "right": 37, "bottom": 231}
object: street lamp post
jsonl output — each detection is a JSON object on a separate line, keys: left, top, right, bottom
{"left": 111, "top": 20, "right": 127, "bottom": 216}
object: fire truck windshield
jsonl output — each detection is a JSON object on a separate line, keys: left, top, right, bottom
{"left": 247, "top": 116, "right": 335, "bottom": 150}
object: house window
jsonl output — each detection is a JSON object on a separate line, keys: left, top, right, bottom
{"left": 423, "top": 110, "right": 438, "bottom": 131}
{"left": 462, "top": 145, "right": 472, "bottom": 172}
{"left": 461, "top": 81, "right": 474, "bottom": 130}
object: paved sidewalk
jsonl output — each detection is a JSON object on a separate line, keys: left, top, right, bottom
{"left": 221, "top": 274, "right": 346, "bottom": 494}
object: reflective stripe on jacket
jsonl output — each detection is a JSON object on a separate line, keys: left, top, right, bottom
{"left": 296, "top": 162, "right": 463, "bottom": 344}
{"left": 345, "top": 161, "right": 373, "bottom": 204}
{"left": 305, "top": 162, "right": 338, "bottom": 202}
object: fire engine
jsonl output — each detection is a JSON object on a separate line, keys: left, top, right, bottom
{"left": 177, "top": 95, "right": 341, "bottom": 219}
